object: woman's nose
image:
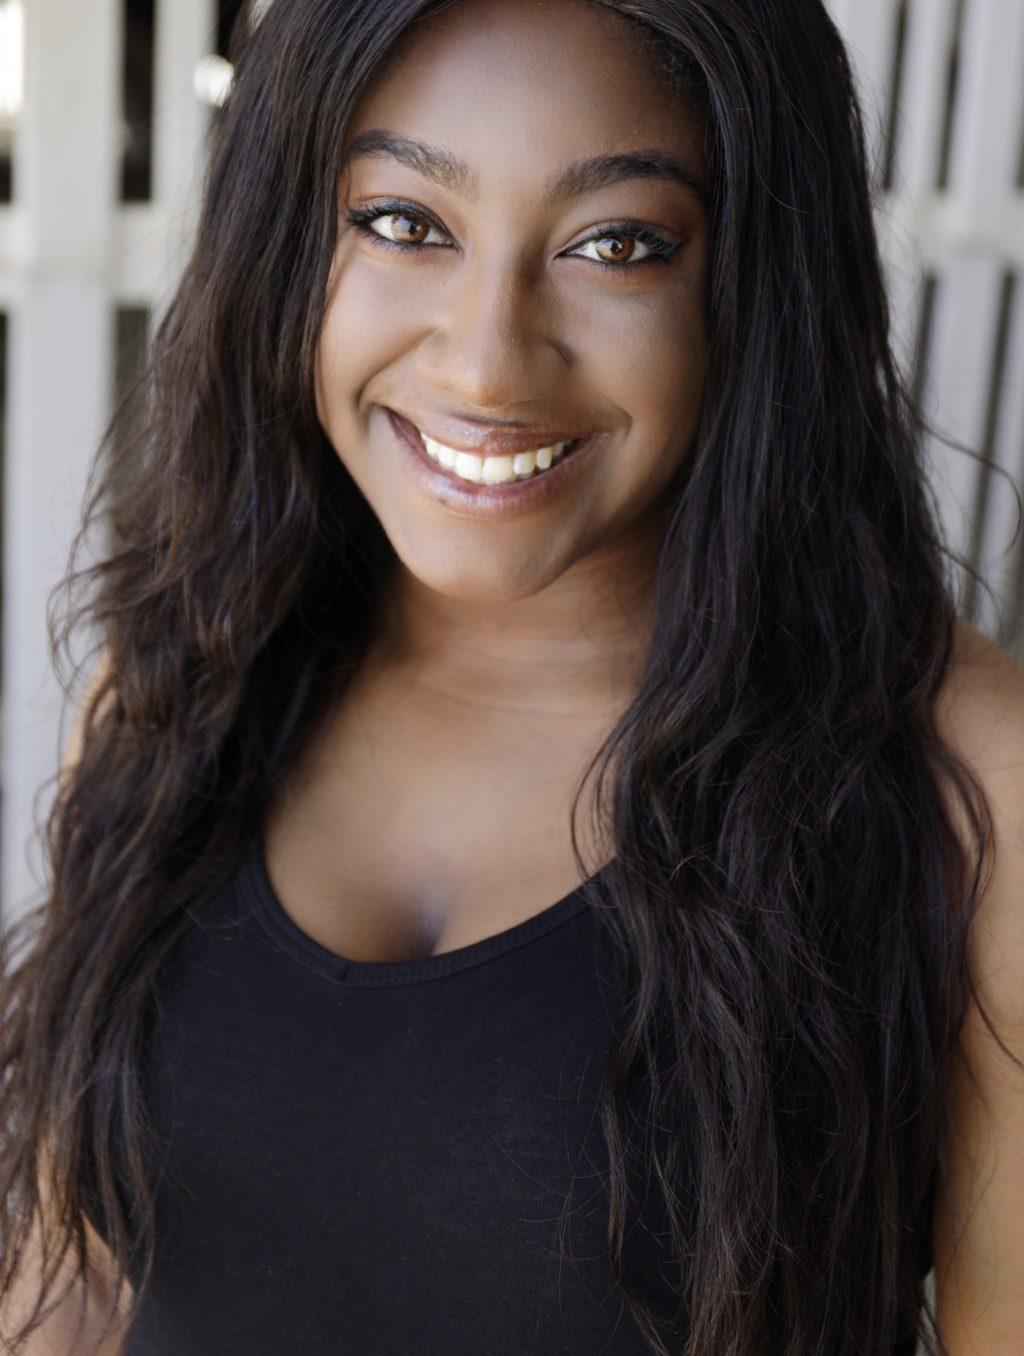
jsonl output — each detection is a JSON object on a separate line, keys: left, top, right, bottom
{"left": 413, "top": 259, "right": 568, "bottom": 409}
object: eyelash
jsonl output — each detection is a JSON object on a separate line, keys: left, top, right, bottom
{"left": 343, "top": 200, "right": 680, "bottom": 271}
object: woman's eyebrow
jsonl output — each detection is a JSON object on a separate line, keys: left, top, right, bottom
{"left": 341, "top": 128, "right": 708, "bottom": 206}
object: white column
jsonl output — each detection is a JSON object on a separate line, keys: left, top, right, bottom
{"left": 927, "top": 0, "right": 1024, "bottom": 611}
{"left": 151, "top": 0, "right": 215, "bottom": 316}
{"left": 944, "top": 0, "right": 1024, "bottom": 636}
{"left": 825, "top": 0, "right": 897, "bottom": 188}
{"left": 918, "top": 253, "right": 1005, "bottom": 593}
{"left": 974, "top": 279, "right": 1024, "bottom": 642}
{"left": 2, "top": 0, "right": 120, "bottom": 921}
{"left": 1, "top": 0, "right": 216, "bottom": 924}
{"left": 880, "top": 0, "right": 960, "bottom": 381}
{"left": 891, "top": 0, "right": 959, "bottom": 197}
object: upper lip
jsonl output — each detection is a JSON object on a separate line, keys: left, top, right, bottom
{"left": 386, "top": 407, "right": 600, "bottom": 457}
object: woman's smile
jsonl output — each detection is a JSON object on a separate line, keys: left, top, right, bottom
{"left": 384, "top": 405, "right": 610, "bottom": 522}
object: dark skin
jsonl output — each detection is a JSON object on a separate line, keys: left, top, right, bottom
{"left": 263, "top": 0, "right": 711, "bottom": 961}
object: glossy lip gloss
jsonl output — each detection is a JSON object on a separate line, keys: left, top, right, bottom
{"left": 384, "top": 407, "right": 606, "bottom": 522}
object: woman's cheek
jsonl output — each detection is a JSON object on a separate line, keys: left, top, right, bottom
{"left": 584, "top": 294, "right": 706, "bottom": 439}
{"left": 315, "top": 259, "right": 403, "bottom": 429}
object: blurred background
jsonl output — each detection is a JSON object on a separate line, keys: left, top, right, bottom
{"left": 0, "top": 0, "right": 1021, "bottom": 925}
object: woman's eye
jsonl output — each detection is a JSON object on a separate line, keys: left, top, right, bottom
{"left": 569, "top": 232, "right": 661, "bottom": 267}
{"left": 344, "top": 204, "right": 679, "bottom": 270}
{"left": 350, "top": 208, "right": 446, "bottom": 248}
{"left": 566, "top": 224, "right": 680, "bottom": 269}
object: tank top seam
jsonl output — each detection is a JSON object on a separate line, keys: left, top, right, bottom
{"left": 237, "top": 842, "right": 592, "bottom": 988}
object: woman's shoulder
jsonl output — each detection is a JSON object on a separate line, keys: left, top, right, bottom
{"left": 929, "top": 617, "right": 1024, "bottom": 1347}
{"left": 932, "top": 615, "right": 1024, "bottom": 1027}
{"left": 930, "top": 616, "right": 1024, "bottom": 847}
{"left": 937, "top": 616, "right": 1024, "bottom": 752}
{"left": 933, "top": 615, "right": 1024, "bottom": 920}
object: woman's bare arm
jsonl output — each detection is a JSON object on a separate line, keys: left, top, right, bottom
{"left": 931, "top": 621, "right": 1024, "bottom": 1352}
{"left": 0, "top": 1157, "right": 133, "bottom": 1355}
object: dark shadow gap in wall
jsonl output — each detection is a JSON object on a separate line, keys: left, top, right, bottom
{"left": 0, "top": 0, "right": 14, "bottom": 201}
{"left": 910, "top": 271, "right": 938, "bottom": 415}
{"left": 112, "top": 308, "right": 151, "bottom": 451}
{"left": 0, "top": 135, "right": 10, "bottom": 203}
{"left": 935, "top": 0, "right": 965, "bottom": 190}
{"left": 121, "top": 0, "right": 156, "bottom": 202}
{"left": 109, "top": 308, "right": 151, "bottom": 556}
{"left": 881, "top": 0, "right": 910, "bottom": 193}
{"left": 114, "top": 307, "right": 150, "bottom": 409}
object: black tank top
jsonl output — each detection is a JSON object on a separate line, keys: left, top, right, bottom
{"left": 87, "top": 835, "right": 930, "bottom": 1354}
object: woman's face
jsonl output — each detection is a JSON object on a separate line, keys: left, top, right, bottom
{"left": 315, "top": 0, "right": 709, "bottom": 604}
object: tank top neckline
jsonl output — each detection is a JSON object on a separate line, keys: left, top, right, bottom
{"left": 240, "top": 832, "right": 609, "bottom": 988}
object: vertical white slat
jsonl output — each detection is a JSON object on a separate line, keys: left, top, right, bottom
{"left": 2, "top": 0, "right": 121, "bottom": 922}
{"left": 830, "top": 1, "right": 925, "bottom": 382}
{"left": 150, "top": 0, "right": 216, "bottom": 317}
{"left": 821, "top": 0, "right": 850, "bottom": 29}
{"left": 936, "top": 0, "right": 1024, "bottom": 617}
{"left": 0, "top": 1, "right": 23, "bottom": 316}
{"left": 879, "top": 0, "right": 961, "bottom": 383}
{"left": 975, "top": 278, "right": 1024, "bottom": 639}
{"left": 891, "top": 0, "right": 960, "bottom": 195}
{"left": 876, "top": 202, "right": 925, "bottom": 385}
{"left": 919, "top": 256, "right": 1005, "bottom": 590}
{"left": 826, "top": 0, "right": 898, "bottom": 188}
{"left": 944, "top": 0, "right": 1024, "bottom": 245}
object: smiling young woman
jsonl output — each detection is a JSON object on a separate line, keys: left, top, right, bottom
{"left": 1, "top": 1, "right": 1023, "bottom": 1354}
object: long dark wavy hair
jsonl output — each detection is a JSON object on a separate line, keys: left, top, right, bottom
{"left": 0, "top": 0, "right": 1013, "bottom": 1352}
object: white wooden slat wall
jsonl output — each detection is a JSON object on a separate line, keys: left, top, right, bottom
{"left": 1, "top": 0, "right": 123, "bottom": 917}
{"left": 0, "top": 0, "right": 1021, "bottom": 944}
{"left": 0, "top": 0, "right": 217, "bottom": 920}
{"left": 922, "top": 0, "right": 1024, "bottom": 618}
{"left": 981, "top": 279, "right": 1024, "bottom": 624}
{"left": 831, "top": 0, "right": 1024, "bottom": 643}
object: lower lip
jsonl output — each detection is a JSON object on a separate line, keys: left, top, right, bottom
{"left": 384, "top": 407, "right": 604, "bottom": 521}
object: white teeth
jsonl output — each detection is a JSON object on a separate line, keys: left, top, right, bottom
{"left": 453, "top": 451, "right": 484, "bottom": 482}
{"left": 481, "top": 455, "right": 517, "bottom": 485}
{"left": 420, "top": 432, "right": 569, "bottom": 484}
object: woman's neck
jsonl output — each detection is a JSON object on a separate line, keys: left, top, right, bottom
{"left": 366, "top": 514, "right": 664, "bottom": 726}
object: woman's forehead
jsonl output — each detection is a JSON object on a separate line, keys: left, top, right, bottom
{"left": 342, "top": 0, "right": 707, "bottom": 194}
